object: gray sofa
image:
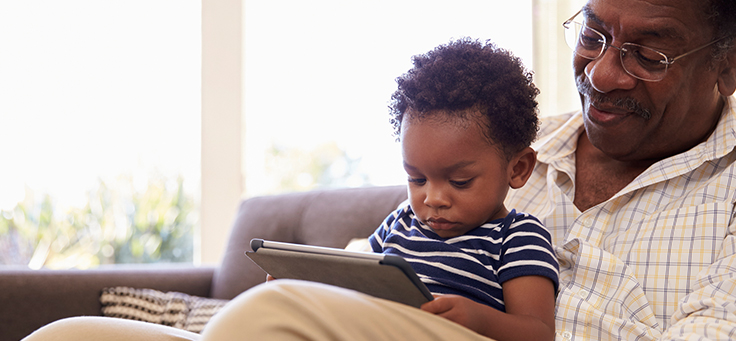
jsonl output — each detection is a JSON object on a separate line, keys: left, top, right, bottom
{"left": 0, "top": 185, "right": 408, "bottom": 341}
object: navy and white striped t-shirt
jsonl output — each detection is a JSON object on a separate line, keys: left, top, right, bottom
{"left": 369, "top": 205, "right": 559, "bottom": 312}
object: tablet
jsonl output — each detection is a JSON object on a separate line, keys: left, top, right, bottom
{"left": 245, "top": 238, "right": 433, "bottom": 308}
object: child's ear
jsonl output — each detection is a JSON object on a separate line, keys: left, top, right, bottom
{"left": 508, "top": 147, "right": 537, "bottom": 189}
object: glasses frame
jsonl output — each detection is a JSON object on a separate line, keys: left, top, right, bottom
{"left": 562, "top": 9, "right": 729, "bottom": 82}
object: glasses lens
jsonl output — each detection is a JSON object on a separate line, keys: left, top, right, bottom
{"left": 564, "top": 21, "right": 604, "bottom": 60}
{"left": 620, "top": 43, "right": 668, "bottom": 81}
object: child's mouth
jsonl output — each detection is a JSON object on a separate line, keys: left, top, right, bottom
{"left": 426, "top": 217, "right": 457, "bottom": 231}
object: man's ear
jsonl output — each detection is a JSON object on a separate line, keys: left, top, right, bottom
{"left": 717, "top": 47, "right": 736, "bottom": 96}
{"left": 508, "top": 147, "right": 537, "bottom": 189}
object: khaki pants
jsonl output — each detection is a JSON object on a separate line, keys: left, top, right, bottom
{"left": 22, "top": 316, "right": 201, "bottom": 341}
{"left": 24, "top": 280, "right": 493, "bottom": 341}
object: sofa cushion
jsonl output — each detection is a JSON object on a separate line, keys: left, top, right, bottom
{"left": 212, "top": 185, "right": 408, "bottom": 299}
{"left": 100, "top": 286, "right": 229, "bottom": 333}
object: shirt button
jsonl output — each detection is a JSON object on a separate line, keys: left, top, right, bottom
{"left": 562, "top": 331, "right": 572, "bottom": 339}
{"left": 582, "top": 218, "right": 593, "bottom": 227}
{"left": 578, "top": 290, "right": 589, "bottom": 298}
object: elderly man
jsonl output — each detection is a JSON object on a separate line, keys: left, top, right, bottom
{"left": 24, "top": 0, "right": 736, "bottom": 340}
{"left": 505, "top": 0, "right": 736, "bottom": 339}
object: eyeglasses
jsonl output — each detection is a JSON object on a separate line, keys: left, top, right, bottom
{"left": 562, "top": 9, "right": 728, "bottom": 82}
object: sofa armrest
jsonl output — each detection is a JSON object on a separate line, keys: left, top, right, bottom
{"left": 0, "top": 265, "right": 215, "bottom": 341}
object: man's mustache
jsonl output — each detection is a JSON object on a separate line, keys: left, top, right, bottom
{"left": 577, "top": 79, "right": 652, "bottom": 120}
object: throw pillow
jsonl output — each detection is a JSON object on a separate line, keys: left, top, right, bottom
{"left": 100, "top": 286, "right": 229, "bottom": 333}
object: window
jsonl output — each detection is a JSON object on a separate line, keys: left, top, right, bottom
{"left": 0, "top": 1, "right": 201, "bottom": 268}
{"left": 244, "top": 0, "right": 535, "bottom": 197}
{"left": 0, "top": 0, "right": 585, "bottom": 267}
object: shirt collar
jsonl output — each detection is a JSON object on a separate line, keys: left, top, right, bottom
{"left": 685, "top": 95, "right": 736, "bottom": 163}
{"left": 533, "top": 112, "right": 584, "bottom": 165}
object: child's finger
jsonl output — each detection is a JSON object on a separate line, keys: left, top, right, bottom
{"left": 420, "top": 296, "right": 452, "bottom": 314}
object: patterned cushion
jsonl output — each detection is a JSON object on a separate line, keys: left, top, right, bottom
{"left": 100, "top": 286, "right": 229, "bottom": 333}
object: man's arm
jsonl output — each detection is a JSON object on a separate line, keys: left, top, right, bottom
{"left": 663, "top": 219, "right": 736, "bottom": 340}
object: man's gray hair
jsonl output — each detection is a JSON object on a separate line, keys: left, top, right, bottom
{"left": 707, "top": 0, "right": 736, "bottom": 60}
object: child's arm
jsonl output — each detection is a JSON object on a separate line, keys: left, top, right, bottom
{"left": 420, "top": 275, "right": 555, "bottom": 341}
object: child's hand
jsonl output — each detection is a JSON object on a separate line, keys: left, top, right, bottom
{"left": 421, "top": 277, "right": 556, "bottom": 340}
{"left": 420, "top": 294, "right": 495, "bottom": 335}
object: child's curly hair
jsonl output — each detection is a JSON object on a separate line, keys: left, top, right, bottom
{"left": 390, "top": 38, "right": 540, "bottom": 158}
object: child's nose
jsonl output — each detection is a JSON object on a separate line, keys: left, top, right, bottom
{"left": 423, "top": 184, "right": 450, "bottom": 209}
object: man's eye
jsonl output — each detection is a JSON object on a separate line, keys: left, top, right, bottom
{"left": 579, "top": 28, "right": 604, "bottom": 50}
{"left": 407, "top": 178, "right": 426, "bottom": 185}
{"left": 579, "top": 34, "right": 603, "bottom": 48}
{"left": 632, "top": 47, "right": 666, "bottom": 69}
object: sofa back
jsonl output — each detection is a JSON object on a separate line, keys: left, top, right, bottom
{"left": 211, "top": 185, "right": 408, "bottom": 299}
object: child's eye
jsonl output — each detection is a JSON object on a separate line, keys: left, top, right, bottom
{"left": 407, "top": 177, "right": 426, "bottom": 186}
{"left": 450, "top": 179, "right": 472, "bottom": 188}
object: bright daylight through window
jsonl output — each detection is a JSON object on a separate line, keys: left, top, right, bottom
{"left": 0, "top": 1, "right": 201, "bottom": 269}
{"left": 1, "top": 0, "right": 572, "bottom": 269}
{"left": 244, "top": 0, "right": 534, "bottom": 198}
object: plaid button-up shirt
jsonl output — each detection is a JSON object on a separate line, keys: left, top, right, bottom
{"left": 506, "top": 96, "right": 736, "bottom": 340}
